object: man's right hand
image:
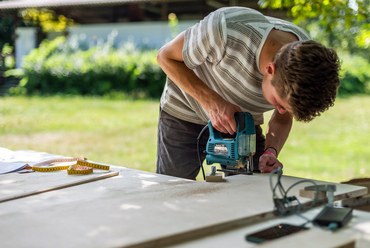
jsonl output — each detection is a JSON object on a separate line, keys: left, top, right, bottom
{"left": 207, "top": 100, "right": 242, "bottom": 135}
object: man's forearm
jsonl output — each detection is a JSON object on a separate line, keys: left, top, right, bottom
{"left": 265, "top": 110, "right": 293, "bottom": 157}
{"left": 156, "top": 32, "right": 224, "bottom": 112}
{"left": 158, "top": 57, "right": 221, "bottom": 109}
{"left": 156, "top": 32, "right": 241, "bottom": 134}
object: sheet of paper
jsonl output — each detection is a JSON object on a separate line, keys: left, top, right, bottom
{"left": 0, "top": 162, "right": 28, "bottom": 175}
{"left": 0, "top": 147, "right": 15, "bottom": 161}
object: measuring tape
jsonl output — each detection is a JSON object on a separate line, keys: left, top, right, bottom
{"left": 75, "top": 160, "right": 110, "bottom": 170}
{"left": 32, "top": 156, "right": 110, "bottom": 175}
{"left": 67, "top": 164, "right": 94, "bottom": 175}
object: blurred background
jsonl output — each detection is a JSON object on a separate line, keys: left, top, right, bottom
{"left": 0, "top": 0, "right": 369, "bottom": 182}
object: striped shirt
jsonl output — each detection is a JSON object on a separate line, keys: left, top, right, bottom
{"left": 160, "top": 7, "right": 311, "bottom": 125}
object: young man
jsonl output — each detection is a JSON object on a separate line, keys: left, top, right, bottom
{"left": 156, "top": 7, "right": 340, "bottom": 180}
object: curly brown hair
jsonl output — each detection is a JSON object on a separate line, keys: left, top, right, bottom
{"left": 272, "top": 40, "right": 341, "bottom": 122}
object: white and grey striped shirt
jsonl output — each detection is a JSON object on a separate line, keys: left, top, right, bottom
{"left": 160, "top": 7, "right": 310, "bottom": 125}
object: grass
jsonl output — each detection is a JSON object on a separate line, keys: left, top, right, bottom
{"left": 273, "top": 94, "right": 370, "bottom": 183}
{"left": 0, "top": 95, "right": 369, "bottom": 183}
{"left": 0, "top": 96, "right": 160, "bottom": 172}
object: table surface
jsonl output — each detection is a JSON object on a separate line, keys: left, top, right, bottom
{"left": 0, "top": 150, "right": 369, "bottom": 248}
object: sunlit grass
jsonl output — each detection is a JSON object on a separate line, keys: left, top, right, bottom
{"left": 0, "top": 96, "right": 159, "bottom": 172}
{"left": 0, "top": 95, "right": 369, "bottom": 183}
{"left": 264, "top": 95, "right": 370, "bottom": 182}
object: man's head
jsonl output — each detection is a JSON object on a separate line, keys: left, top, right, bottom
{"left": 271, "top": 40, "right": 341, "bottom": 122}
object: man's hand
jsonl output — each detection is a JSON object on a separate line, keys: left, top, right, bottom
{"left": 259, "top": 109, "right": 291, "bottom": 173}
{"left": 259, "top": 153, "right": 283, "bottom": 173}
{"left": 207, "top": 100, "right": 242, "bottom": 135}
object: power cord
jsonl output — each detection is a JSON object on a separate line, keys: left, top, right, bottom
{"left": 197, "top": 124, "right": 209, "bottom": 181}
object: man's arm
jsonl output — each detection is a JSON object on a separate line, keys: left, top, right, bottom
{"left": 259, "top": 109, "right": 293, "bottom": 173}
{"left": 156, "top": 31, "right": 242, "bottom": 134}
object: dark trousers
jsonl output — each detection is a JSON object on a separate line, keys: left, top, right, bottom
{"left": 156, "top": 110, "right": 266, "bottom": 180}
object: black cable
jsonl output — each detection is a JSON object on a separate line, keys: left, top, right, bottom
{"left": 197, "top": 124, "right": 209, "bottom": 180}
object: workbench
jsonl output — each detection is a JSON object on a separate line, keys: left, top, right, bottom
{"left": 0, "top": 149, "right": 369, "bottom": 248}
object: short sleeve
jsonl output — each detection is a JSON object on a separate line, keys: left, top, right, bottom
{"left": 183, "top": 10, "right": 227, "bottom": 69}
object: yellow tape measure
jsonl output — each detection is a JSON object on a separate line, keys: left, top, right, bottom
{"left": 76, "top": 160, "right": 110, "bottom": 171}
{"left": 32, "top": 156, "right": 110, "bottom": 175}
{"left": 32, "top": 165, "right": 71, "bottom": 172}
{"left": 67, "top": 164, "right": 93, "bottom": 175}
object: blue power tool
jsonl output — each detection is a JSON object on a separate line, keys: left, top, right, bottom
{"left": 205, "top": 112, "right": 256, "bottom": 175}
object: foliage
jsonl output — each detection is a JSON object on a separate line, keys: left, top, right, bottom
{"left": 0, "top": 2, "right": 16, "bottom": 88}
{"left": 9, "top": 36, "right": 166, "bottom": 98}
{"left": 258, "top": 0, "right": 370, "bottom": 95}
{"left": 21, "top": 8, "right": 74, "bottom": 32}
{"left": 258, "top": 0, "right": 370, "bottom": 56}
{"left": 1, "top": 43, "right": 15, "bottom": 70}
{"left": 6, "top": 34, "right": 368, "bottom": 96}
{"left": 0, "top": 43, "right": 18, "bottom": 92}
{"left": 339, "top": 53, "right": 370, "bottom": 95}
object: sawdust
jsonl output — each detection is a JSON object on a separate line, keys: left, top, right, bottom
{"left": 169, "top": 179, "right": 253, "bottom": 198}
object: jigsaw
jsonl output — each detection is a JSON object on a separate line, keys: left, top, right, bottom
{"left": 205, "top": 112, "right": 256, "bottom": 175}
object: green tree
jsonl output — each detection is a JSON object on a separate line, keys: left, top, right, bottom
{"left": 258, "top": 0, "right": 370, "bottom": 59}
{"left": 21, "top": 8, "right": 74, "bottom": 33}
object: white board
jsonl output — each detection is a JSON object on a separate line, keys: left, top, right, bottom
{"left": 0, "top": 169, "right": 366, "bottom": 248}
{"left": 0, "top": 150, "right": 121, "bottom": 203}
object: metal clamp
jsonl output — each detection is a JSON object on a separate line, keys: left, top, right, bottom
{"left": 304, "top": 184, "right": 337, "bottom": 206}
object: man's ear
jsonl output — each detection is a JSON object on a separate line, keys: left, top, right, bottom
{"left": 265, "top": 62, "right": 276, "bottom": 76}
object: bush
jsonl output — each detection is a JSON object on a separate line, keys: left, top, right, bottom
{"left": 10, "top": 36, "right": 166, "bottom": 98}
{"left": 339, "top": 53, "right": 370, "bottom": 96}
{"left": 8, "top": 35, "right": 369, "bottom": 98}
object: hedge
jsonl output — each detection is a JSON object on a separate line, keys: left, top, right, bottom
{"left": 338, "top": 53, "right": 370, "bottom": 96}
{"left": 10, "top": 36, "right": 166, "bottom": 98}
{"left": 7, "top": 36, "right": 370, "bottom": 98}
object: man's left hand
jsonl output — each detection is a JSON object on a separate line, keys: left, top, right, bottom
{"left": 259, "top": 154, "right": 283, "bottom": 173}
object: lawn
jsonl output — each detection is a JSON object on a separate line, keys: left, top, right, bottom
{"left": 0, "top": 96, "right": 160, "bottom": 172}
{"left": 0, "top": 95, "right": 369, "bottom": 183}
{"left": 274, "top": 94, "right": 370, "bottom": 183}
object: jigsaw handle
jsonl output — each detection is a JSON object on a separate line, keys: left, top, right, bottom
{"left": 235, "top": 112, "right": 246, "bottom": 133}
{"left": 209, "top": 112, "right": 247, "bottom": 136}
